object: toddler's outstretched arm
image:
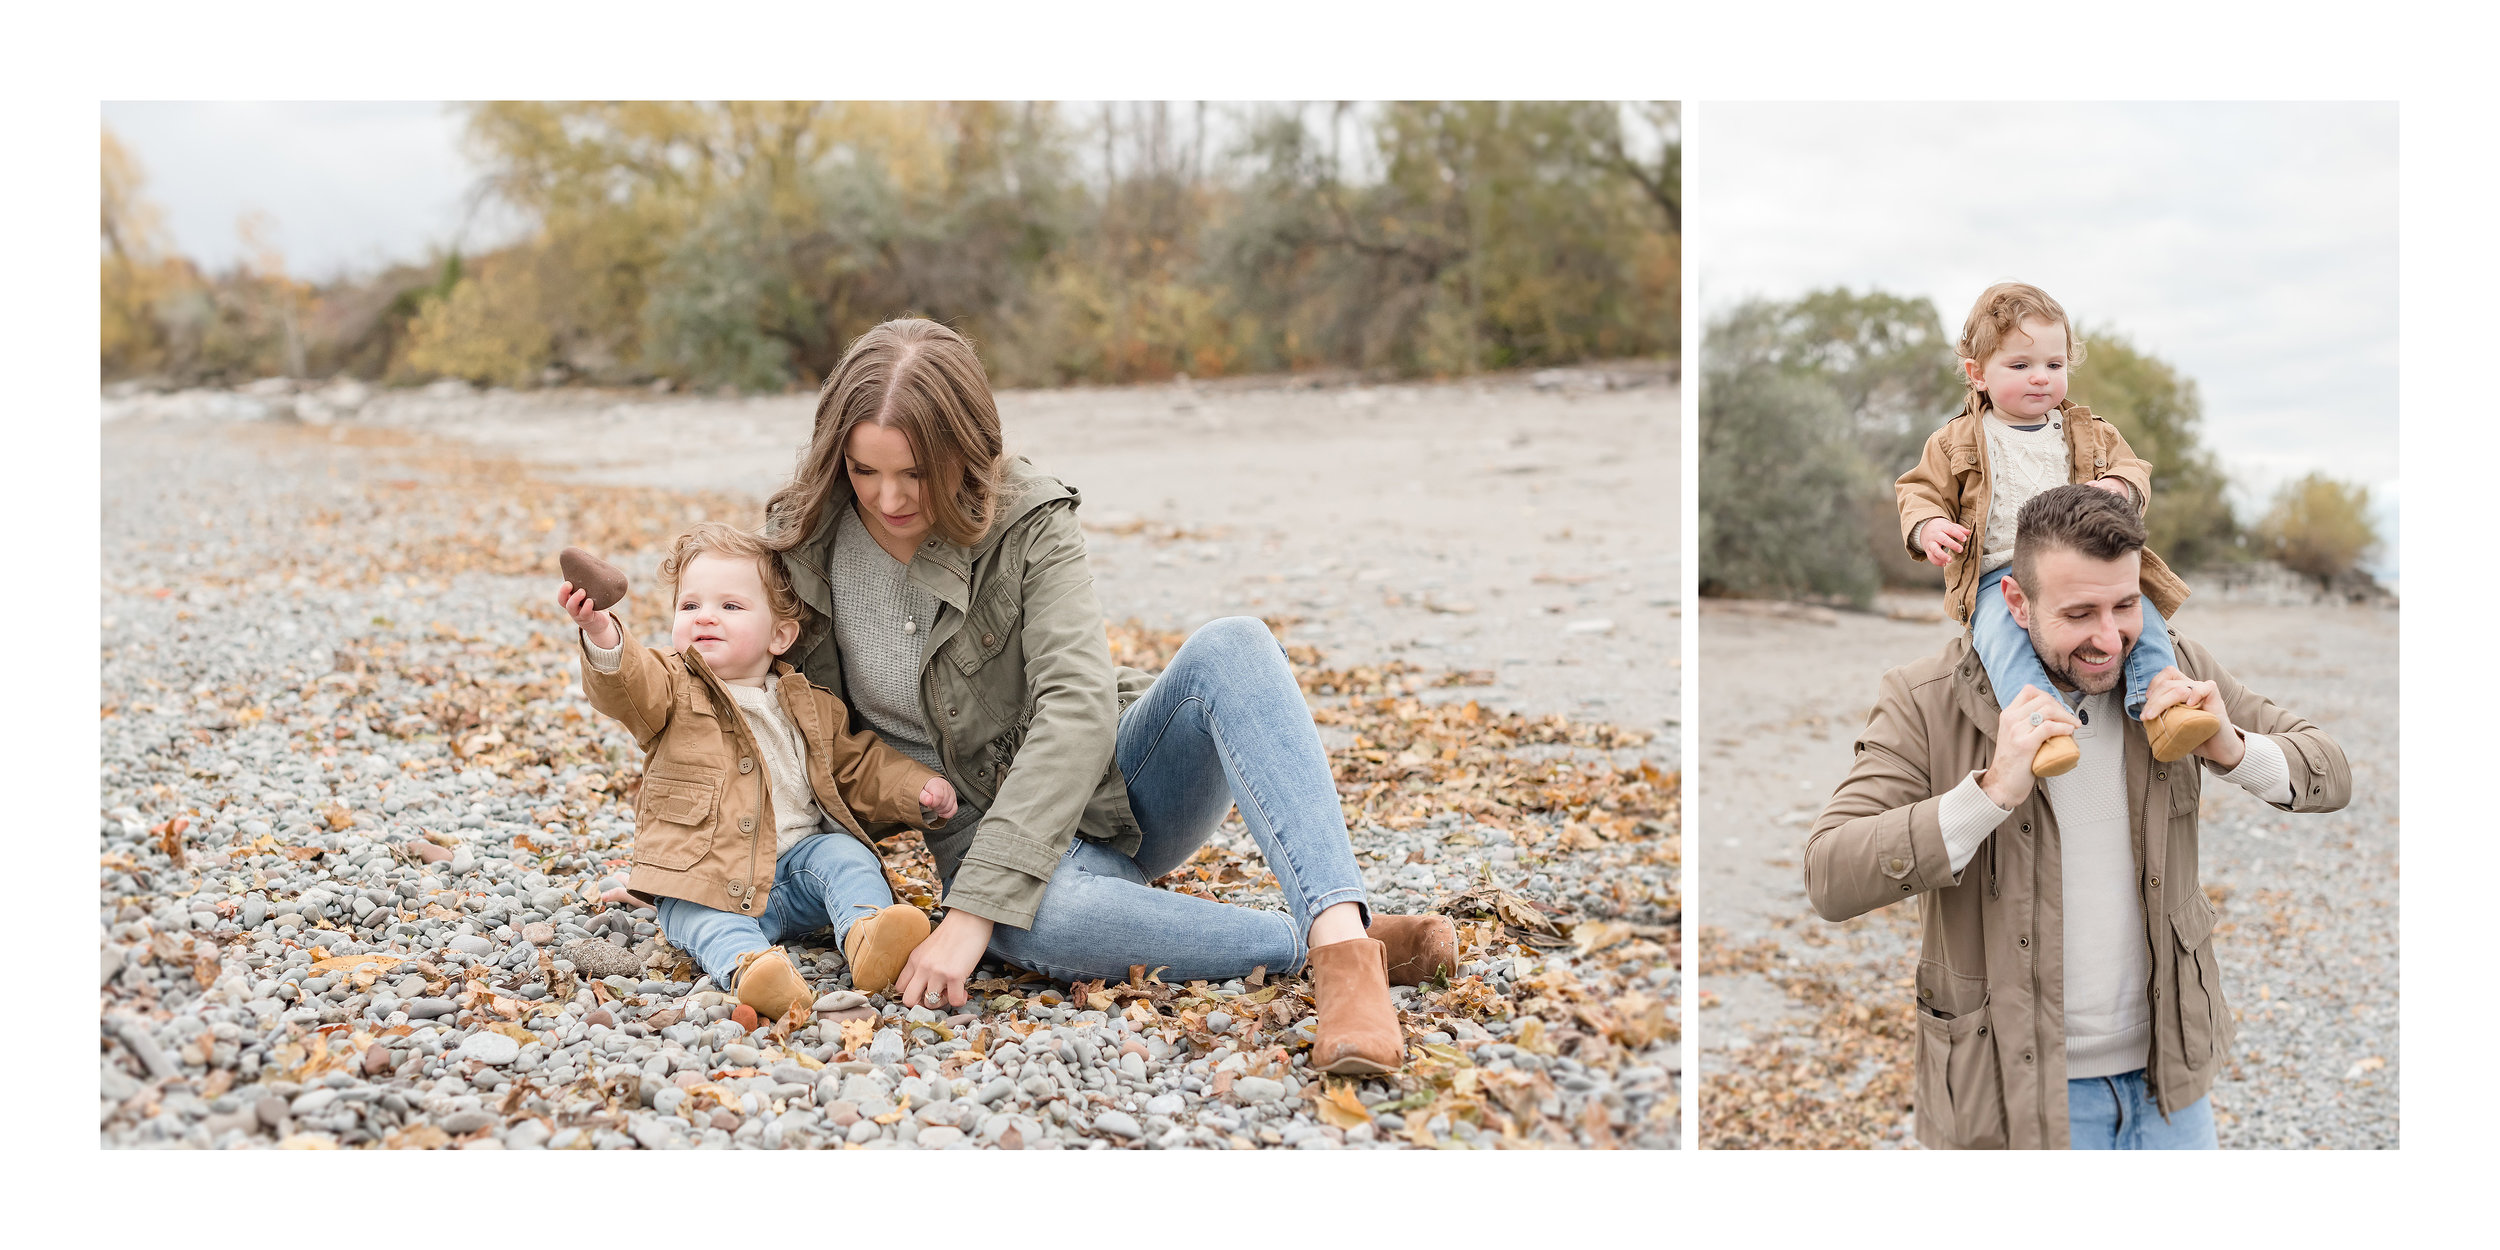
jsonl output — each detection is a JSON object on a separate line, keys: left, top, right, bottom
{"left": 558, "top": 583, "right": 623, "bottom": 650}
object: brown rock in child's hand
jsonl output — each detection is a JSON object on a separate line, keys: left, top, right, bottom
{"left": 559, "top": 547, "right": 629, "bottom": 610}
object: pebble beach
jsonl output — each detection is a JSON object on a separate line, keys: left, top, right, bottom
{"left": 98, "top": 374, "right": 1680, "bottom": 1151}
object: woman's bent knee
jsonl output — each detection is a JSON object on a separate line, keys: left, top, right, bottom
{"left": 1194, "top": 615, "right": 1278, "bottom": 660}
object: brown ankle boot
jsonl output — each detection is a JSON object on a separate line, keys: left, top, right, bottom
{"left": 843, "top": 904, "right": 929, "bottom": 995}
{"left": 2032, "top": 734, "right": 2080, "bottom": 777}
{"left": 1370, "top": 914, "right": 1458, "bottom": 985}
{"left": 1306, "top": 937, "right": 1403, "bottom": 1075}
{"left": 2146, "top": 704, "right": 2221, "bottom": 762}
{"left": 732, "top": 946, "right": 809, "bottom": 1022}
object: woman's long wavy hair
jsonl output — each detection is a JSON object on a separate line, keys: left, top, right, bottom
{"left": 1954, "top": 281, "right": 2087, "bottom": 420}
{"left": 766, "top": 319, "right": 1008, "bottom": 553}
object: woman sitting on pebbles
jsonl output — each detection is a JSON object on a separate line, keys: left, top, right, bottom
{"left": 763, "top": 318, "right": 1455, "bottom": 1075}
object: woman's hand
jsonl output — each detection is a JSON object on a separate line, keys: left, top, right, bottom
{"left": 919, "top": 776, "right": 958, "bottom": 822}
{"left": 558, "top": 583, "right": 621, "bottom": 650}
{"left": 894, "top": 909, "right": 993, "bottom": 1010}
{"left": 1919, "top": 519, "right": 1972, "bottom": 567}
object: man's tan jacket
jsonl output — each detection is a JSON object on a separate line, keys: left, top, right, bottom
{"left": 1804, "top": 632, "right": 2349, "bottom": 1148}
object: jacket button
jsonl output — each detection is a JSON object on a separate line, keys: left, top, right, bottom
{"left": 2020, "top": 823, "right": 2030, "bottom": 833}
{"left": 1919, "top": 987, "right": 1933, "bottom": 1000}
{"left": 2023, "top": 1052, "right": 2035, "bottom": 1065}
{"left": 2156, "top": 769, "right": 2166, "bottom": 780}
{"left": 2017, "top": 936, "right": 2029, "bottom": 949}
{"left": 728, "top": 879, "right": 745, "bottom": 895}
{"left": 1887, "top": 857, "right": 1906, "bottom": 873}
{"left": 739, "top": 757, "right": 754, "bottom": 774}
{"left": 983, "top": 633, "right": 996, "bottom": 648}
{"left": 740, "top": 816, "right": 755, "bottom": 833}
{"left": 948, "top": 706, "right": 959, "bottom": 718}
{"left": 1901, "top": 883, "right": 1913, "bottom": 893}
{"left": 1976, "top": 1025, "right": 1988, "bottom": 1037}
{"left": 2153, "top": 987, "right": 2162, "bottom": 1000}
{"left": 2148, "top": 875, "right": 2160, "bottom": 888}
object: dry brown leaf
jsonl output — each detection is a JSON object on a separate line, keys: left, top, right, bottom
{"left": 1313, "top": 1082, "right": 1374, "bottom": 1129}
{"left": 385, "top": 1121, "right": 451, "bottom": 1150}
{"left": 839, "top": 1017, "right": 876, "bottom": 1054}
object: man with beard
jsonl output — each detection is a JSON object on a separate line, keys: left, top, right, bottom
{"left": 1804, "top": 484, "right": 2350, "bottom": 1149}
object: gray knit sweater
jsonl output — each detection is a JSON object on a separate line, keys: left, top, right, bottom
{"left": 830, "top": 505, "right": 944, "bottom": 774}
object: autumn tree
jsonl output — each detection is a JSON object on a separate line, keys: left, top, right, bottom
{"left": 101, "top": 127, "right": 182, "bottom": 378}
{"left": 2255, "top": 472, "right": 2381, "bottom": 588}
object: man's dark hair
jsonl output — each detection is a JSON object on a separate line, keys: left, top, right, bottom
{"left": 2011, "top": 483, "right": 2147, "bottom": 592}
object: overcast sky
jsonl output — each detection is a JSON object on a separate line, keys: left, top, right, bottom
{"left": 1695, "top": 101, "right": 2397, "bottom": 577}
{"left": 101, "top": 101, "right": 522, "bottom": 280}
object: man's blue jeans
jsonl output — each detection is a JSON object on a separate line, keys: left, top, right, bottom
{"left": 654, "top": 831, "right": 893, "bottom": 986}
{"left": 1972, "top": 563, "right": 2180, "bottom": 719}
{"left": 2069, "top": 1069, "right": 2220, "bottom": 1149}
{"left": 983, "top": 616, "right": 1370, "bottom": 984}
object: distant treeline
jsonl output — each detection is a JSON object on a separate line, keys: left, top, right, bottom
{"left": 100, "top": 102, "right": 1678, "bottom": 390}
{"left": 1699, "top": 289, "right": 2380, "bottom": 602}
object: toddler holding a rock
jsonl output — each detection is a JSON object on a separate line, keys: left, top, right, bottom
{"left": 559, "top": 522, "right": 957, "bottom": 1022}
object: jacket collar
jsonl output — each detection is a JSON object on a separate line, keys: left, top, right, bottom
{"left": 784, "top": 456, "right": 1078, "bottom": 620}
{"left": 1944, "top": 635, "right": 2011, "bottom": 738}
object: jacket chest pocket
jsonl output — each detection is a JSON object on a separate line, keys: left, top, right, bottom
{"left": 633, "top": 772, "right": 718, "bottom": 871}
{"left": 2169, "top": 891, "right": 2227, "bottom": 1073}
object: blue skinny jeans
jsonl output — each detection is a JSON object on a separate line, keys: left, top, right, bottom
{"left": 981, "top": 616, "right": 1370, "bottom": 984}
{"left": 1972, "top": 563, "right": 2179, "bottom": 719}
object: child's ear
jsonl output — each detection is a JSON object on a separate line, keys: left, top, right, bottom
{"left": 769, "top": 616, "right": 801, "bottom": 658}
{"left": 1961, "top": 356, "right": 1986, "bottom": 391}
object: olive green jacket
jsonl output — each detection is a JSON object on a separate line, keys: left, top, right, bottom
{"left": 778, "top": 458, "right": 1154, "bottom": 929}
{"left": 1805, "top": 633, "right": 2349, "bottom": 1149}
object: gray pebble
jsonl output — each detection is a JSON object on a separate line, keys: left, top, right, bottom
{"left": 456, "top": 1033, "right": 521, "bottom": 1065}
{"left": 1233, "top": 1077, "right": 1286, "bottom": 1104}
{"left": 439, "top": 1109, "right": 495, "bottom": 1134}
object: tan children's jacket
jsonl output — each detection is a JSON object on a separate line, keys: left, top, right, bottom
{"left": 578, "top": 619, "right": 938, "bottom": 919}
{"left": 1895, "top": 404, "right": 2191, "bottom": 626}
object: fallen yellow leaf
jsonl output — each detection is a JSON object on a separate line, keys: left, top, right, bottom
{"left": 1313, "top": 1083, "right": 1373, "bottom": 1129}
{"left": 839, "top": 1017, "right": 876, "bottom": 1054}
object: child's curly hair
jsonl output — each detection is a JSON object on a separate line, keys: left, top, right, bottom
{"left": 1957, "top": 281, "right": 2087, "bottom": 416}
{"left": 657, "top": 521, "right": 809, "bottom": 627}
